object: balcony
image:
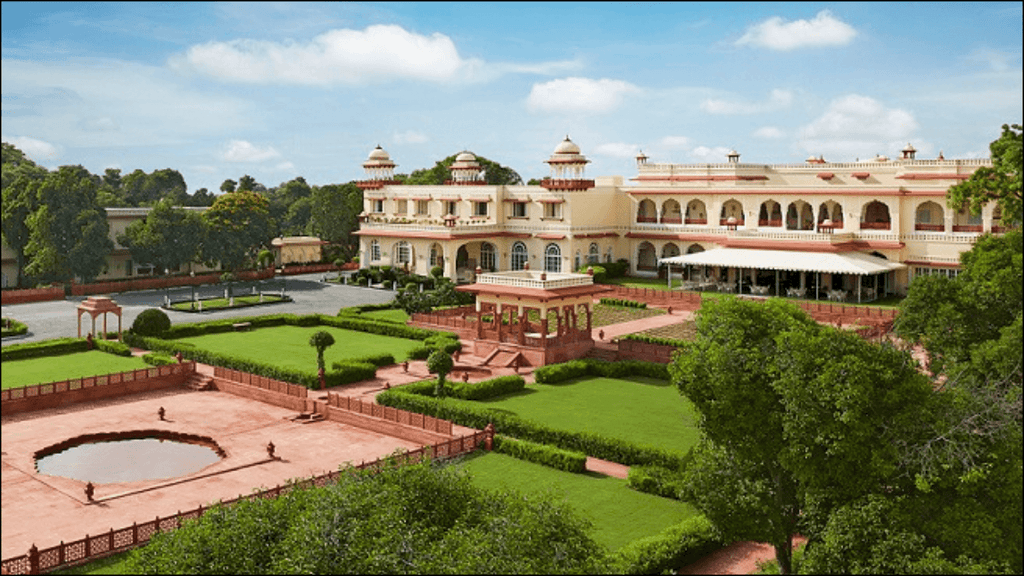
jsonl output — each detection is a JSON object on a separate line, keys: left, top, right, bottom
{"left": 860, "top": 222, "right": 892, "bottom": 230}
{"left": 636, "top": 215, "right": 658, "bottom": 224}
{"left": 758, "top": 219, "right": 782, "bottom": 227}
{"left": 661, "top": 216, "right": 682, "bottom": 224}
{"left": 540, "top": 178, "right": 595, "bottom": 191}
{"left": 952, "top": 225, "right": 983, "bottom": 233}
{"left": 914, "top": 223, "right": 945, "bottom": 232}
{"left": 719, "top": 218, "right": 745, "bottom": 227}
{"left": 684, "top": 218, "right": 707, "bottom": 225}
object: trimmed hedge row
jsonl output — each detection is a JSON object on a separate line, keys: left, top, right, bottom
{"left": 142, "top": 352, "right": 178, "bottom": 366}
{"left": 337, "top": 352, "right": 396, "bottom": 368}
{"left": 608, "top": 515, "right": 723, "bottom": 575}
{"left": 452, "top": 375, "right": 525, "bottom": 400}
{"left": 618, "top": 333, "right": 689, "bottom": 347}
{"left": 123, "top": 332, "right": 377, "bottom": 390}
{"left": 1, "top": 318, "right": 28, "bottom": 338}
{"left": 94, "top": 339, "right": 132, "bottom": 357}
{"left": 600, "top": 297, "right": 647, "bottom": 309}
{"left": 533, "top": 358, "right": 669, "bottom": 384}
{"left": 1, "top": 337, "right": 88, "bottom": 362}
{"left": 376, "top": 388, "right": 686, "bottom": 469}
{"left": 337, "top": 302, "right": 400, "bottom": 316}
{"left": 158, "top": 313, "right": 450, "bottom": 342}
{"left": 627, "top": 464, "right": 689, "bottom": 500}
{"left": 493, "top": 434, "right": 587, "bottom": 474}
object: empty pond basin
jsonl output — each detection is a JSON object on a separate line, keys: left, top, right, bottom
{"left": 36, "top": 436, "right": 223, "bottom": 484}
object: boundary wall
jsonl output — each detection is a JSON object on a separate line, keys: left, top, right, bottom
{"left": 1, "top": 363, "right": 197, "bottom": 416}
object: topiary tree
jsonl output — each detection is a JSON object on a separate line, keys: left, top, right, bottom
{"left": 257, "top": 249, "right": 274, "bottom": 269}
{"left": 308, "top": 330, "right": 335, "bottom": 373}
{"left": 426, "top": 349, "right": 454, "bottom": 398}
{"left": 131, "top": 308, "right": 171, "bottom": 337}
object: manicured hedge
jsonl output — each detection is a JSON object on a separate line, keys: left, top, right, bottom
{"left": 618, "top": 333, "right": 689, "bottom": 347}
{"left": 407, "top": 345, "right": 433, "bottom": 360}
{"left": 451, "top": 375, "right": 525, "bottom": 400}
{"left": 493, "top": 434, "right": 588, "bottom": 473}
{"left": 142, "top": 352, "right": 178, "bottom": 366}
{"left": 93, "top": 338, "right": 132, "bottom": 357}
{"left": 627, "top": 464, "right": 689, "bottom": 500}
{"left": 339, "top": 352, "right": 396, "bottom": 368}
{"left": 1, "top": 337, "right": 88, "bottom": 362}
{"left": 377, "top": 388, "right": 685, "bottom": 469}
{"left": 157, "top": 313, "right": 451, "bottom": 342}
{"left": 1, "top": 318, "right": 28, "bottom": 338}
{"left": 608, "top": 515, "right": 724, "bottom": 575}
{"left": 600, "top": 297, "right": 647, "bottom": 309}
{"left": 337, "top": 302, "right": 400, "bottom": 316}
{"left": 532, "top": 358, "right": 669, "bottom": 384}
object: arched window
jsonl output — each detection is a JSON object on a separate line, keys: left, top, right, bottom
{"left": 687, "top": 243, "right": 705, "bottom": 254}
{"left": 370, "top": 240, "right": 381, "bottom": 262}
{"left": 637, "top": 242, "right": 656, "bottom": 271}
{"left": 605, "top": 246, "right": 614, "bottom": 263}
{"left": 661, "top": 199, "right": 682, "bottom": 223}
{"left": 574, "top": 251, "right": 581, "bottom": 271}
{"left": 428, "top": 243, "right": 443, "bottom": 268}
{"left": 720, "top": 199, "right": 744, "bottom": 226}
{"left": 759, "top": 201, "right": 782, "bottom": 226}
{"left": 915, "top": 201, "right": 944, "bottom": 231}
{"left": 395, "top": 241, "right": 411, "bottom": 265}
{"left": 480, "top": 242, "right": 496, "bottom": 271}
{"left": 685, "top": 200, "right": 707, "bottom": 224}
{"left": 511, "top": 241, "right": 528, "bottom": 271}
{"left": 588, "top": 243, "right": 600, "bottom": 264}
{"left": 545, "top": 243, "right": 562, "bottom": 273}
{"left": 637, "top": 199, "right": 657, "bottom": 223}
{"left": 862, "top": 201, "right": 891, "bottom": 230}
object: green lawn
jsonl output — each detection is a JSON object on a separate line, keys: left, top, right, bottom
{"left": 2, "top": 351, "right": 149, "bottom": 390}
{"left": 358, "top": 308, "right": 411, "bottom": 323}
{"left": 460, "top": 451, "right": 697, "bottom": 551}
{"left": 167, "top": 294, "right": 286, "bottom": 311}
{"left": 479, "top": 376, "right": 699, "bottom": 456}
{"left": 174, "top": 325, "right": 423, "bottom": 369}
{"left": 601, "top": 276, "right": 681, "bottom": 290}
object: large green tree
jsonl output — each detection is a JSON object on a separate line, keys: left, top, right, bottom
{"left": 124, "top": 459, "right": 601, "bottom": 574}
{"left": 670, "top": 297, "right": 936, "bottom": 574}
{"left": 947, "top": 123, "right": 1022, "bottom": 225}
{"left": 117, "top": 198, "right": 207, "bottom": 275}
{"left": 24, "top": 165, "right": 113, "bottom": 283}
{"left": 309, "top": 182, "right": 363, "bottom": 259}
{"left": 202, "top": 190, "right": 273, "bottom": 272}
{"left": 269, "top": 176, "right": 313, "bottom": 236}
{"left": 404, "top": 153, "right": 523, "bottom": 185}
{"left": 1, "top": 144, "right": 48, "bottom": 287}
{"left": 120, "top": 168, "right": 188, "bottom": 206}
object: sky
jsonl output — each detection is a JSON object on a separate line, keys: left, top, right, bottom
{"left": 2, "top": 2, "right": 1021, "bottom": 194}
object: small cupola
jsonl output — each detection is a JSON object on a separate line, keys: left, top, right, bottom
{"left": 542, "top": 136, "right": 594, "bottom": 191}
{"left": 901, "top": 142, "right": 917, "bottom": 160}
{"left": 358, "top": 145, "right": 397, "bottom": 189}
{"left": 448, "top": 151, "right": 484, "bottom": 184}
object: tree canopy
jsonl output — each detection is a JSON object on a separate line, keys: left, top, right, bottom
{"left": 947, "top": 123, "right": 1022, "bottom": 225}
{"left": 1, "top": 153, "right": 48, "bottom": 287}
{"left": 202, "top": 190, "right": 273, "bottom": 272}
{"left": 117, "top": 198, "right": 206, "bottom": 275}
{"left": 124, "top": 458, "right": 602, "bottom": 574}
{"left": 402, "top": 153, "right": 523, "bottom": 186}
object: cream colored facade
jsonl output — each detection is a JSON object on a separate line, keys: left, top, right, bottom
{"left": 271, "top": 236, "right": 328, "bottom": 267}
{"left": 355, "top": 140, "right": 1002, "bottom": 295}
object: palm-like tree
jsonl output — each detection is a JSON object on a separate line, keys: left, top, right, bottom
{"left": 308, "top": 330, "right": 335, "bottom": 373}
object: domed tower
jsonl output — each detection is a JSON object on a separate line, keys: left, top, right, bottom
{"left": 542, "top": 136, "right": 594, "bottom": 191}
{"left": 357, "top": 145, "right": 398, "bottom": 190}
{"left": 447, "top": 151, "right": 484, "bottom": 184}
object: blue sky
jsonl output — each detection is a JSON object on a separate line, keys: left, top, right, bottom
{"left": 2, "top": 2, "right": 1021, "bottom": 193}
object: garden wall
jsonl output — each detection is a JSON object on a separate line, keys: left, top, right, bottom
{"left": 0, "top": 363, "right": 197, "bottom": 416}
{"left": 617, "top": 340, "right": 678, "bottom": 364}
{"left": 70, "top": 268, "right": 274, "bottom": 297}
{"left": 1, "top": 286, "right": 65, "bottom": 306}
{"left": 325, "top": 394, "right": 454, "bottom": 445}
{"left": 211, "top": 366, "right": 311, "bottom": 413}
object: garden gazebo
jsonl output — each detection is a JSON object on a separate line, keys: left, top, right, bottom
{"left": 76, "top": 296, "right": 123, "bottom": 341}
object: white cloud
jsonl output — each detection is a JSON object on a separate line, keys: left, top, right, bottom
{"left": 594, "top": 142, "right": 640, "bottom": 158}
{"left": 736, "top": 10, "right": 857, "bottom": 51}
{"left": 1, "top": 135, "right": 59, "bottom": 160}
{"left": 659, "top": 136, "right": 691, "bottom": 148}
{"left": 273, "top": 161, "right": 296, "bottom": 172}
{"left": 701, "top": 89, "right": 793, "bottom": 115}
{"left": 221, "top": 140, "right": 281, "bottom": 162}
{"left": 393, "top": 130, "right": 428, "bottom": 144}
{"left": 753, "top": 126, "right": 785, "bottom": 139}
{"left": 170, "top": 24, "right": 576, "bottom": 86}
{"left": 964, "top": 48, "right": 1016, "bottom": 73}
{"left": 798, "top": 94, "right": 918, "bottom": 159}
{"left": 690, "top": 146, "right": 733, "bottom": 161}
{"left": 526, "top": 77, "right": 641, "bottom": 114}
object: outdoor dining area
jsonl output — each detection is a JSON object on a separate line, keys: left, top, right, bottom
{"left": 660, "top": 247, "right": 903, "bottom": 304}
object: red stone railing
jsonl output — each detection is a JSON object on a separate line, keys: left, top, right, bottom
{"left": 212, "top": 367, "right": 307, "bottom": 398}
{"left": 0, "top": 429, "right": 489, "bottom": 575}
{"left": 859, "top": 221, "right": 891, "bottom": 230}
{"left": 278, "top": 262, "right": 357, "bottom": 276}
{"left": 328, "top": 395, "right": 454, "bottom": 436}
{"left": 914, "top": 223, "right": 944, "bottom": 231}
{"left": 1, "top": 363, "right": 197, "bottom": 414}
{"left": 603, "top": 286, "right": 703, "bottom": 310}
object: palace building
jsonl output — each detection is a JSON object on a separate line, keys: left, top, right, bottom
{"left": 354, "top": 138, "right": 1003, "bottom": 299}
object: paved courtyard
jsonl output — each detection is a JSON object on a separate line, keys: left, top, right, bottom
{"left": 1, "top": 274, "right": 395, "bottom": 346}
{"left": 1, "top": 384, "right": 424, "bottom": 559}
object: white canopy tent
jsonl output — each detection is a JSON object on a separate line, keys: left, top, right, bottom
{"left": 658, "top": 247, "right": 905, "bottom": 302}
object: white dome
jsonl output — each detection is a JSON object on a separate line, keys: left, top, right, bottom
{"left": 367, "top": 145, "right": 390, "bottom": 161}
{"left": 553, "top": 136, "right": 581, "bottom": 155}
{"left": 455, "top": 151, "right": 477, "bottom": 163}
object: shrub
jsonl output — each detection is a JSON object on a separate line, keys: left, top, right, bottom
{"left": 577, "top": 264, "right": 607, "bottom": 283}
{"left": 430, "top": 265, "right": 443, "bottom": 278}
{"left": 1, "top": 318, "right": 28, "bottom": 338}
{"left": 627, "top": 464, "right": 687, "bottom": 500}
{"left": 533, "top": 358, "right": 669, "bottom": 384}
{"left": 94, "top": 339, "right": 132, "bottom": 357}
{"left": 142, "top": 352, "right": 178, "bottom": 366}
{"left": 618, "top": 333, "right": 689, "bottom": 347}
{"left": 602, "top": 259, "right": 629, "bottom": 279}
{"left": 600, "top": 297, "right": 647, "bottom": 309}
{"left": 451, "top": 375, "right": 526, "bottom": 400}
{"left": 407, "top": 345, "right": 433, "bottom": 360}
{"left": 357, "top": 276, "right": 368, "bottom": 286}
{"left": 424, "top": 334, "right": 462, "bottom": 355}
{"left": 1, "top": 337, "right": 88, "bottom": 362}
{"left": 335, "top": 352, "right": 395, "bottom": 368}
{"left": 393, "top": 379, "right": 438, "bottom": 396}
{"left": 493, "top": 435, "right": 588, "bottom": 473}
{"left": 608, "top": 515, "right": 723, "bottom": 574}
{"left": 132, "top": 308, "right": 171, "bottom": 337}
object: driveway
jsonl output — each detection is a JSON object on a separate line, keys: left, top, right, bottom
{"left": 2, "top": 274, "right": 396, "bottom": 346}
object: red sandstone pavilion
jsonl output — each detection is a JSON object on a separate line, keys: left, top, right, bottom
{"left": 453, "top": 268, "right": 611, "bottom": 366}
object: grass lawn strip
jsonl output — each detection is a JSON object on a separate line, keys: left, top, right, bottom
{"left": 167, "top": 294, "right": 286, "bottom": 312}
{"left": 633, "top": 320, "right": 698, "bottom": 342}
{"left": 460, "top": 451, "right": 697, "bottom": 552}
{"left": 591, "top": 304, "right": 666, "bottom": 327}
{"left": 2, "top": 350, "right": 149, "bottom": 390}
{"left": 478, "top": 376, "right": 699, "bottom": 456}
{"left": 174, "top": 325, "right": 423, "bottom": 370}
{"left": 358, "top": 308, "right": 411, "bottom": 323}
